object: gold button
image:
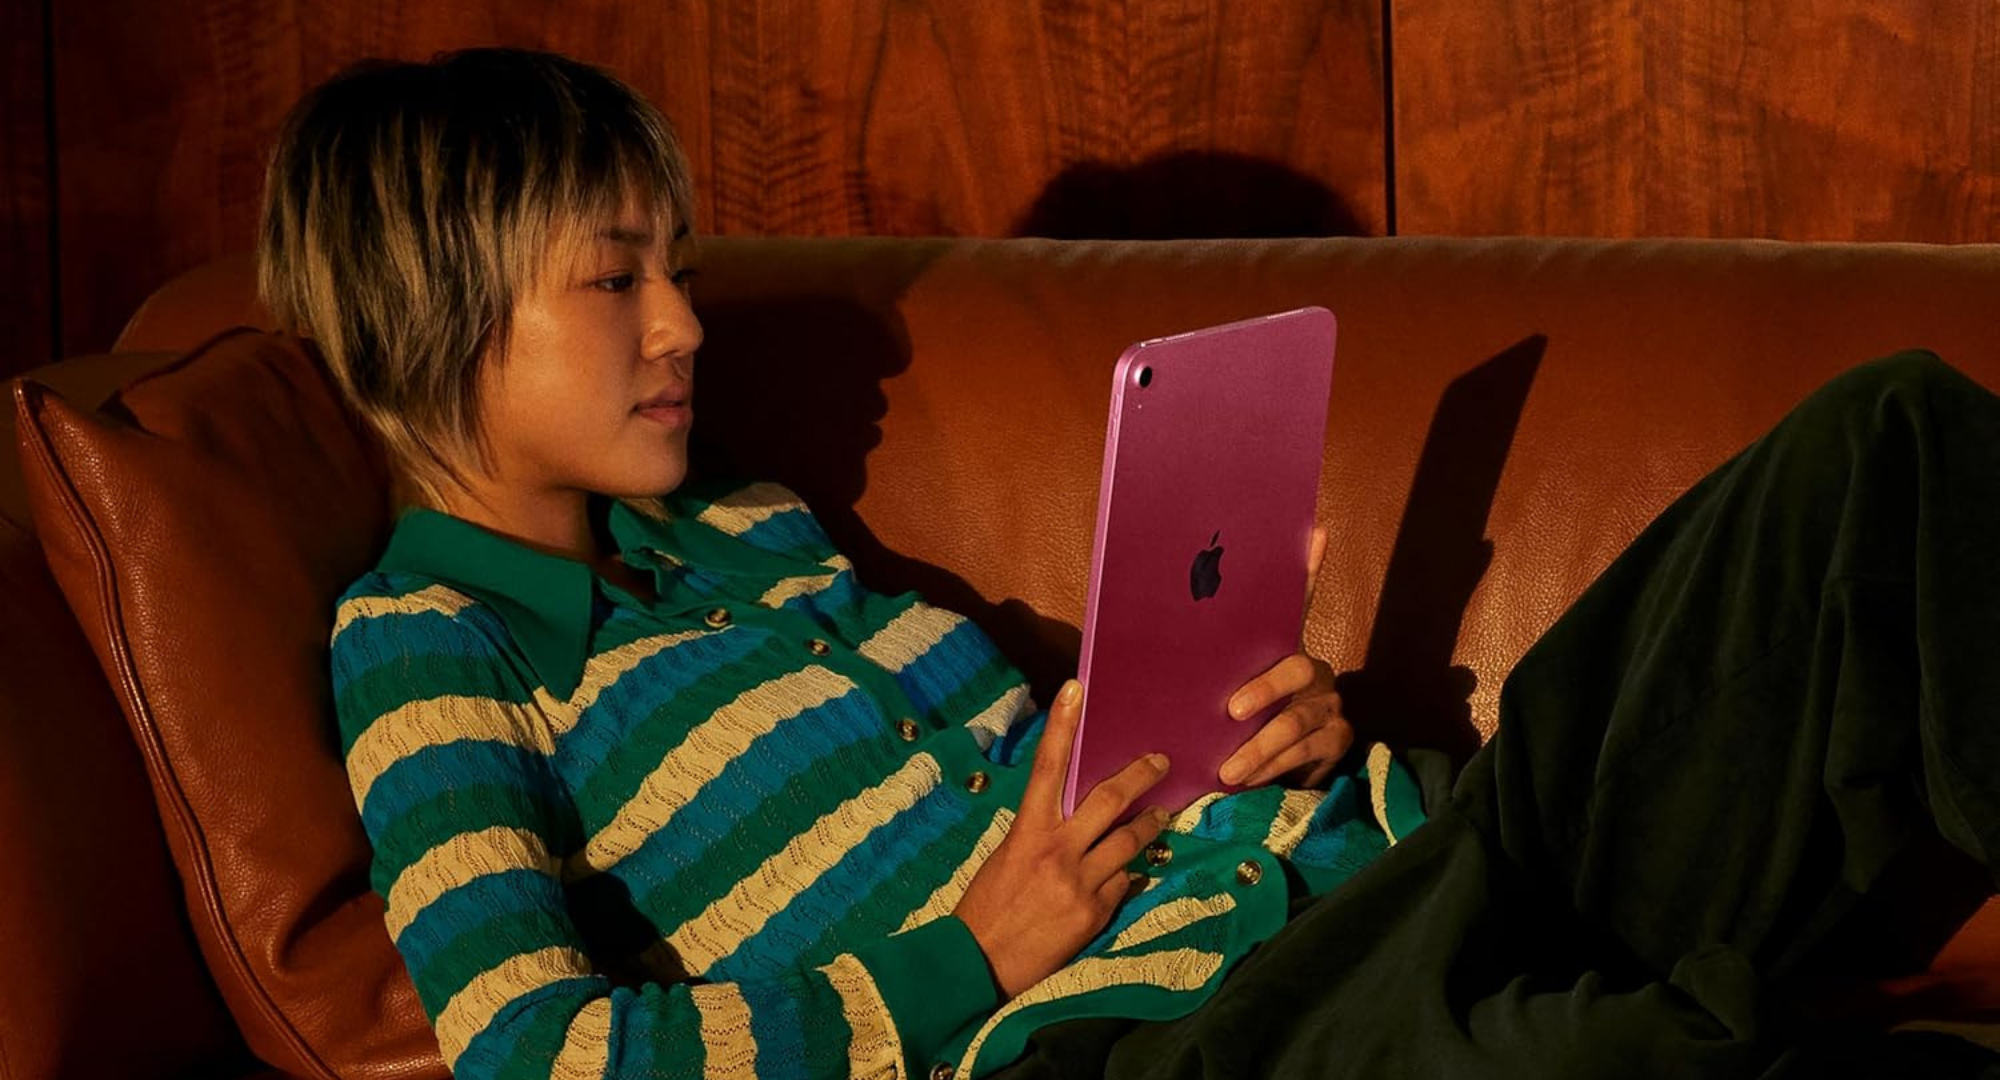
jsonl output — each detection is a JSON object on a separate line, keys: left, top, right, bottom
{"left": 1235, "top": 859, "right": 1263, "bottom": 887}
{"left": 1142, "top": 840, "right": 1173, "bottom": 867}
{"left": 704, "top": 608, "right": 732, "bottom": 629}
{"left": 807, "top": 638, "right": 832, "bottom": 657}
{"left": 929, "top": 1064, "right": 956, "bottom": 1080}
{"left": 964, "top": 771, "right": 990, "bottom": 794}
{"left": 896, "top": 718, "right": 920, "bottom": 742}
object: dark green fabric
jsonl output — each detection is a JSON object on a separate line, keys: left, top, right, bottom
{"left": 989, "top": 353, "right": 2000, "bottom": 1079}
{"left": 374, "top": 486, "right": 819, "bottom": 697}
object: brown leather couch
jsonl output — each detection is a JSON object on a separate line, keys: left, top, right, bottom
{"left": 4, "top": 237, "right": 1998, "bottom": 1079}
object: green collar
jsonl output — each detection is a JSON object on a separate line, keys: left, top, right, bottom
{"left": 375, "top": 492, "right": 817, "bottom": 699}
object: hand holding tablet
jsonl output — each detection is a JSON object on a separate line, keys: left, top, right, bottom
{"left": 1214, "top": 524, "right": 1354, "bottom": 790}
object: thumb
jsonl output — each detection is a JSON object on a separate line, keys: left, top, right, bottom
{"left": 1022, "top": 679, "right": 1083, "bottom": 822}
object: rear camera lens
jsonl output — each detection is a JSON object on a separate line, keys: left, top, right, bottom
{"left": 1137, "top": 366, "right": 1153, "bottom": 388}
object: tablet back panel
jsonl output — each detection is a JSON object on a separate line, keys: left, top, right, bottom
{"left": 1063, "top": 307, "right": 1337, "bottom": 819}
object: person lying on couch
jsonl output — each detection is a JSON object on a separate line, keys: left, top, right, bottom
{"left": 273, "top": 48, "right": 2000, "bottom": 1080}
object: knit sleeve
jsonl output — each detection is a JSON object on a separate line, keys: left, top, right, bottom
{"left": 331, "top": 579, "right": 995, "bottom": 1080}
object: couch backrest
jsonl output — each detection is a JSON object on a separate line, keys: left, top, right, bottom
{"left": 111, "top": 238, "right": 2000, "bottom": 760}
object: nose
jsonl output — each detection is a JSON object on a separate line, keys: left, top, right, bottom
{"left": 641, "top": 278, "right": 703, "bottom": 368}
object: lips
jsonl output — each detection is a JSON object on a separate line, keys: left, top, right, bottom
{"left": 634, "top": 387, "right": 692, "bottom": 428}
{"left": 635, "top": 387, "right": 690, "bottom": 411}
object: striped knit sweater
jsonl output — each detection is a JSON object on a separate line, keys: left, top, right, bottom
{"left": 331, "top": 480, "right": 1426, "bottom": 1080}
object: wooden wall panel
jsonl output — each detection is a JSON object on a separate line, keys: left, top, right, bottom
{"left": 827, "top": 0, "right": 1386, "bottom": 237}
{"left": 50, "top": 1, "right": 693, "bottom": 357}
{"left": 1393, "top": 0, "right": 2000, "bottom": 240}
{"left": 2, "top": 0, "right": 50, "bottom": 378}
{"left": 51, "top": 0, "right": 1386, "bottom": 355}
{"left": 34, "top": 0, "right": 2000, "bottom": 359}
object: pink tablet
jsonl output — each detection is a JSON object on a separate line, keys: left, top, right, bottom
{"left": 1062, "top": 307, "right": 1337, "bottom": 820}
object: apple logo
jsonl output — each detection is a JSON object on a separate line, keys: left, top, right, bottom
{"left": 1189, "top": 530, "right": 1224, "bottom": 601}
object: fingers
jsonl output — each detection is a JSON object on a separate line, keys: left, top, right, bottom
{"left": 1236, "top": 712, "right": 1354, "bottom": 788}
{"left": 1096, "top": 867, "right": 1144, "bottom": 911}
{"left": 1068, "top": 751, "right": 1170, "bottom": 842}
{"left": 1221, "top": 706, "right": 1306, "bottom": 785}
{"left": 1021, "top": 679, "right": 1083, "bottom": 824}
{"left": 1220, "top": 696, "right": 1349, "bottom": 786}
{"left": 1080, "top": 804, "right": 1170, "bottom": 883}
{"left": 1227, "top": 653, "right": 1325, "bottom": 722}
{"left": 1294, "top": 756, "right": 1340, "bottom": 790}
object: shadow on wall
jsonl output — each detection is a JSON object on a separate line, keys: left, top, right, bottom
{"left": 688, "top": 293, "right": 1084, "bottom": 701}
{"left": 694, "top": 292, "right": 1552, "bottom": 757}
{"left": 1015, "top": 151, "right": 1368, "bottom": 239}
{"left": 1335, "top": 335, "right": 1547, "bottom": 762}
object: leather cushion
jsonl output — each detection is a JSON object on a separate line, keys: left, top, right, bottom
{"left": 12, "top": 329, "right": 446, "bottom": 1080}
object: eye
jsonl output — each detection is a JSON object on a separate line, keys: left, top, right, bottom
{"left": 671, "top": 266, "right": 701, "bottom": 289}
{"left": 593, "top": 271, "right": 637, "bottom": 293}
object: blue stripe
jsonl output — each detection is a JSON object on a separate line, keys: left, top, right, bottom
{"left": 1290, "top": 776, "right": 1367, "bottom": 868}
{"left": 737, "top": 507, "right": 826, "bottom": 556}
{"left": 887, "top": 619, "right": 990, "bottom": 717}
{"left": 554, "top": 628, "right": 767, "bottom": 771}
{"left": 330, "top": 606, "right": 503, "bottom": 698}
{"left": 779, "top": 570, "right": 861, "bottom": 618}
{"left": 739, "top": 967, "right": 818, "bottom": 1080}
{"left": 709, "top": 788, "right": 963, "bottom": 980}
{"left": 395, "top": 868, "right": 563, "bottom": 977}
{"left": 986, "top": 708, "right": 1045, "bottom": 766}
{"left": 361, "top": 741, "right": 564, "bottom": 839}
{"left": 682, "top": 568, "right": 729, "bottom": 596}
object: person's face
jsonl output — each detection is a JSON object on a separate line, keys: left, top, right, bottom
{"left": 474, "top": 200, "right": 703, "bottom": 502}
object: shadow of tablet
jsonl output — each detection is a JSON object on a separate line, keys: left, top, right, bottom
{"left": 1335, "top": 334, "right": 1546, "bottom": 764}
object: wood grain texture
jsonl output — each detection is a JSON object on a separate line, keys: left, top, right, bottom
{"left": 845, "top": 0, "right": 1386, "bottom": 237}
{"left": 50, "top": 0, "right": 685, "bottom": 355}
{"left": 2, "top": 0, "right": 51, "bottom": 378}
{"left": 50, "top": 0, "right": 1385, "bottom": 353}
{"left": 1393, "top": 0, "right": 2000, "bottom": 240}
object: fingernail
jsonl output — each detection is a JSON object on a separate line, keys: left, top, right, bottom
{"left": 1146, "top": 753, "right": 1170, "bottom": 771}
{"left": 1227, "top": 696, "right": 1248, "bottom": 720}
{"left": 1058, "top": 680, "right": 1080, "bottom": 706}
{"left": 1149, "top": 807, "right": 1171, "bottom": 826}
{"left": 1220, "top": 762, "right": 1242, "bottom": 785}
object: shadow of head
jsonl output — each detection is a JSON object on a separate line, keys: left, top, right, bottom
{"left": 1015, "top": 151, "right": 1368, "bottom": 239}
{"left": 687, "top": 291, "right": 1082, "bottom": 701}
{"left": 687, "top": 294, "right": 912, "bottom": 511}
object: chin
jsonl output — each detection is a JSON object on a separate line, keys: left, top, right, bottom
{"left": 601, "top": 462, "right": 688, "bottom": 499}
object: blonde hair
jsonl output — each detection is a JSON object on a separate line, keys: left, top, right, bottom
{"left": 257, "top": 48, "right": 697, "bottom": 508}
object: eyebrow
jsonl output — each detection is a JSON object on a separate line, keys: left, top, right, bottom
{"left": 597, "top": 222, "right": 694, "bottom": 246}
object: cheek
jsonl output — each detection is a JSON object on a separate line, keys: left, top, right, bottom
{"left": 507, "top": 356, "right": 624, "bottom": 426}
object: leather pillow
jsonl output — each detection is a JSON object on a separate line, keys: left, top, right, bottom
{"left": 13, "top": 329, "right": 446, "bottom": 1080}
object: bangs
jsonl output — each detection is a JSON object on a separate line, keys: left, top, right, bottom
{"left": 534, "top": 154, "right": 693, "bottom": 287}
{"left": 489, "top": 60, "right": 699, "bottom": 292}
